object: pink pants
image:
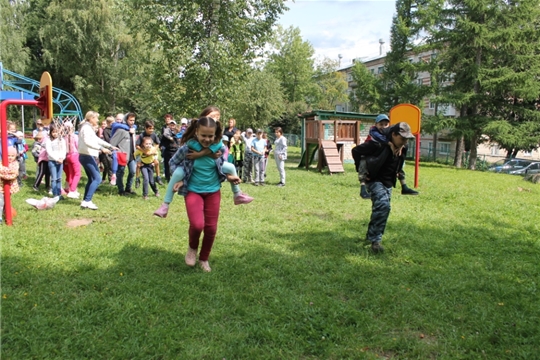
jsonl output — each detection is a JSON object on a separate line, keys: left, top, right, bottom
{"left": 185, "top": 190, "right": 221, "bottom": 261}
{"left": 64, "top": 152, "right": 81, "bottom": 192}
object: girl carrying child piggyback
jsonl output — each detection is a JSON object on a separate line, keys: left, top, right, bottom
{"left": 157, "top": 115, "right": 248, "bottom": 272}
{"left": 153, "top": 106, "right": 253, "bottom": 219}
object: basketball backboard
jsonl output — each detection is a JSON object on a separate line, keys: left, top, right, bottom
{"left": 389, "top": 104, "right": 421, "bottom": 135}
{"left": 37, "top": 72, "right": 53, "bottom": 125}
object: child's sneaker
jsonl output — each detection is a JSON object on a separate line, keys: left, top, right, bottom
{"left": 110, "top": 174, "right": 117, "bottom": 186}
{"left": 143, "top": 196, "right": 149, "bottom": 200}
{"left": 155, "top": 192, "right": 160, "bottom": 197}
{"left": 199, "top": 260, "right": 211, "bottom": 272}
{"left": 234, "top": 192, "right": 254, "bottom": 205}
{"left": 80, "top": 201, "right": 98, "bottom": 210}
{"left": 153, "top": 203, "right": 169, "bottom": 218}
{"left": 156, "top": 176, "right": 164, "bottom": 185}
{"left": 135, "top": 177, "right": 141, "bottom": 188}
{"left": 67, "top": 191, "right": 79, "bottom": 199}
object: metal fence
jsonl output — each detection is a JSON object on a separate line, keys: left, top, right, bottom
{"left": 408, "top": 143, "right": 494, "bottom": 170}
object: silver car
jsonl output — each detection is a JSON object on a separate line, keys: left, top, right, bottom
{"left": 508, "top": 161, "right": 540, "bottom": 175}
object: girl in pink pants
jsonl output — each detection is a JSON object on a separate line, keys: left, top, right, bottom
{"left": 63, "top": 122, "right": 82, "bottom": 199}
{"left": 171, "top": 109, "right": 239, "bottom": 272}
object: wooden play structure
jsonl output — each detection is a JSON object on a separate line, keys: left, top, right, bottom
{"left": 298, "top": 110, "right": 378, "bottom": 174}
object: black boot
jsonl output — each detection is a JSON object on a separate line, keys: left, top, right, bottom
{"left": 360, "top": 185, "right": 370, "bottom": 199}
{"left": 401, "top": 185, "right": 419, "bottom": 195}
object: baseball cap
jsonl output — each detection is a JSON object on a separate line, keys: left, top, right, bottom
{"left": 169, "top": 120, "right": 177, "bottom": 125}
{"left": 181, "top": 118, "right": 188, "bottom": 124}
{"left": 222, "top": 135, "right": 229, "bottom": 142}
{"left": 246, "top": 128, "right": 253, "bottom": 133}
{"left": 375, "top": 114, "right": 390, "bottom": 123}
{"left": 397, "top": 122, "right": 415, "bottom": 138}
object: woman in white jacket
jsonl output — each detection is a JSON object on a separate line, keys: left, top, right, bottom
{"left": 78, "top": 111, "right": 117, "bottom": 210}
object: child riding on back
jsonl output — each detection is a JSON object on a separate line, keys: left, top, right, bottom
{"left": 153, "top": 106, "right": 253, "bottom": 218}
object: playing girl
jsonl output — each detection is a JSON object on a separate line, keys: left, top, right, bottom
{"left": 44, "top": 123, "right": 67, "bottom": 199}
{"left": 157, "top": 116, "right": 242, "bottom": 272}
{"left": 153, "top": 106, "right": 253, "bottom": 218}
{"left": 63, "top": 121, "right": 81, "bottom": 199}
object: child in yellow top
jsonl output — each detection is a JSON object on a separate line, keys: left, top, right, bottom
{"left": 133, "top": 137, "right": 160, "bottom": 199}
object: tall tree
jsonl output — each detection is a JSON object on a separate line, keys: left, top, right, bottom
{"left": 311, "top": 58, "right": 348, "bottom": 110}
{"left": 348, "top": 61, "right": 384, "bottom": 114}
{"left": 36, "top": 0, "right": 148, "bottom": 114}
{"left": 265, "top": 26, "right": 315, "bottom": 104}
{"left": 0, "top": 0, "right": 30, "bottom": 73}
{"left": 425, "top": 0, "right": 540, "bottom": 169}
{"left": 379, "top": 0, "right": 427, "bottom": 110}
{"left": 126, "top": 0, "right": 287, "bottom": 116}
{"left": 229, "top": 69, "right": 285, "bottom": 130}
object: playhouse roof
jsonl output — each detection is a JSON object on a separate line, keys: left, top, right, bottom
{"left": 298, "top": 110, "right": 378, "bottom": 121}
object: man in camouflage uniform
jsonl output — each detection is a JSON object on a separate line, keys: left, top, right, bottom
{"left": 351, "top": 122, "right": 415, "bottom": 253}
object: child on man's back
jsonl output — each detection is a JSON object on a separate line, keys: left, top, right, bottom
{"left": 357, "top": 114, "right": 418, "bottom": 198}
{"left": 0, "top": 148, "right": 20, "bottom": 224}
{"left": 358, "top": 114, "right": 392, "bottom": 198}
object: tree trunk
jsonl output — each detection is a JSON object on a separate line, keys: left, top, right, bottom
{"left": 468, "top": 133, "right": 479, "bottom": 170}
{"left": 454, "top": 135, "right": 465, "bottom": 167}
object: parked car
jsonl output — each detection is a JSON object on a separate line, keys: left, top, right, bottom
{"left": 508, "top": 161, "right": 540, "bottom": 175}
{"left": 488, "top": 159, "right": 533, "bottom": 173}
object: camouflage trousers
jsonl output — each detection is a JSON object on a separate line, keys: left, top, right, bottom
{"left": 366, "top": 182, "right": 393, "bottom": 244}
{"left": 243, "top": 153, "right": 254, "bottom": 182}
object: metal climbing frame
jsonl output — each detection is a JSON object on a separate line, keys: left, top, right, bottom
{"left": 0, "top": 63, "right": 83, "bottom": 122}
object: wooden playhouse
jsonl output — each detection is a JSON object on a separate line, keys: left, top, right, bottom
{"left": 298, "top": 110, "right": 377, "bottom": 174}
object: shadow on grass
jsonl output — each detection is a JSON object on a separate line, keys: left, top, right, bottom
{"left": 2, "top": 210, "right": 539, "bottom": 358}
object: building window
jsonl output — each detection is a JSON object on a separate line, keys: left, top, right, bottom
{"left": 428, "top": 142, "right": 433, "bottom": 153}
{"left": 490, "top": 145, "right": 499, "bottom": 156}
{"left": 431, "top": 53, "right": 438, "bottom": 61}
{"left": 429, "top": 100, "right": 436, "bottom": 109}
{"left": 377, "top": 66, "right": 384, "bottom": 74}
{"left": 440, "top": 143, "right": 450, "bottom": 155}
{"left": 370, "top": 69, "right": 375, "bottom": 74}
{"left": 408, "top": 58, "right": 414, "bottom": 63}
{"left": 347, "top": 73, "right": 353, "bottom": 81}
{"left": 522, "top": 151, "right": 532, "bottom": 157}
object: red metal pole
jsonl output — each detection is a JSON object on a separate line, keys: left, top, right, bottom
{"left": 414, "top": 134, "right": 420, "bottom": 188}
{"left": 1, "top": 99, "right": 39, "bottom": 225}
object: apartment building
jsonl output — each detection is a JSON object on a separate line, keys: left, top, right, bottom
{"left": 336, "top": 52, "right": 540, "bottom": 163}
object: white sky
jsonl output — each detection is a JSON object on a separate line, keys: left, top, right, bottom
{"left": 277, "top": 0, "right": 397, "bottom": 67}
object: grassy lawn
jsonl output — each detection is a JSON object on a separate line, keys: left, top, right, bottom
{"left": 2, "top": 147, "right": 539, "bottom": 359}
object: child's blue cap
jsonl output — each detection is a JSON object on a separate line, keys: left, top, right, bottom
{"left": 375, "top": 114, "right": 390, "bottom": 123}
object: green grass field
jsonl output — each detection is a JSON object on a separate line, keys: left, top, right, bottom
{"left": 2, "top": 147, "right": 539, "bottom": 359}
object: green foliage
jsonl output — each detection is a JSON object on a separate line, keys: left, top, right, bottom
{"left": 424, "top": 0, "right": 540, "bottom": 168}
{"left": 349, "top": 62, "right": 384, "bottom": 113}
{"left": 311, "top": 58, "right": 348, "bottom": 110}
{"left": 228, "top": 69, "right": 285, "bottom": 130}
{"left": 126, "top": 0, "right": 287, "bottom": 117}
{"left": 0, "top": 0, "right": 30, "bottom": 73}
{"left": 379, "top": 0, "right": 428, "bottom": 110}
{"left": 266, "top": 26, "right": 315, "bottom": 104}
{"left": 2, "top": 150, "right": 540, "bottom": 358}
